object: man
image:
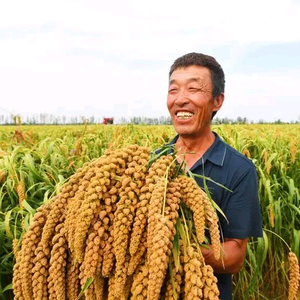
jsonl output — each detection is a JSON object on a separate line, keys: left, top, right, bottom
{"left": 166, "top": 52, "right": 263, "bottom": 299}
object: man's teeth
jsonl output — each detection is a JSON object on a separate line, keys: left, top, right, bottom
{"left": 176, "top": 112, "right": 194, "bottom": 119}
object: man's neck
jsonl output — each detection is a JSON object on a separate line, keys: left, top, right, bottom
{"left": 175, "top": 131, "right": 216, "bottom": 169}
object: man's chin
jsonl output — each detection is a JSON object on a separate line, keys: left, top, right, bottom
{"left": 174, "top": 126, "right": 207, "bottom": 139}
{"left": 174, "top": 128, "right": 195, "bottom": 137}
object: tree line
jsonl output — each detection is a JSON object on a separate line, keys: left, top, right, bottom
{"left": 0, "top": 114, "right": 298, "bottom": 125}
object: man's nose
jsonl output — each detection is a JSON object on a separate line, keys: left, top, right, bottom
{"left": 175, "top": 89, "right": 189, "bottom": 106}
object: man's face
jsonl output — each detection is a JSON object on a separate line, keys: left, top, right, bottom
{"left": 167, "top": 65, "right": 222, "bottom": 138}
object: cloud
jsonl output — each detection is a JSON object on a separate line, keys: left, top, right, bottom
{"left": 1, "top": 0, "right": 300, "bottom": 39}
{"left": 220, "top": 70, "right": 300, "bottom": 122}
{"left": 0, "top": 0, "right": 299, "bottom": 122}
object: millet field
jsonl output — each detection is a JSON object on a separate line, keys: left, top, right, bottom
{"left": 0, "top": 124, "right": 299, "bottom": 299}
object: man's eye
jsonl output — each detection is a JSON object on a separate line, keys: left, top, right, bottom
{"left": 189, "top": 88, "right": 198, "bottom": 92}
{"left": 169, "top": 89, "right": 177, "bottom": 93}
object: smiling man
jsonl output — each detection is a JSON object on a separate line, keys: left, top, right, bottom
{"left": 166, "top": 53, "right": 263, "bottom": 299}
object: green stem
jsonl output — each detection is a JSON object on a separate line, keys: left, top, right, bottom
{"left": 162, "top": 156, "right": 177, "bottom": 216}
{"left": 264, "top": 228, "right": 291, "bottom": 251}
{"left": 180, "top": 206, "right": 191, "bottom": 247}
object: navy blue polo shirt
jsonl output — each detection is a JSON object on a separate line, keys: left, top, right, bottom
{"left": 163, "top": 132, "right": 263, "bottom": 300}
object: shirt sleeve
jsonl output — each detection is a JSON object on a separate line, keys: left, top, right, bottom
{"left": 220, "top": 166, "right": 263, "bottom": 239}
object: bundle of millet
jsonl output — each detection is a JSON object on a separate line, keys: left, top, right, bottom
{"left": 177, "top": 175, "right": 221, "bottom": 260}
{"left": 13, "top": 144, "right": 228, "bottom": 300}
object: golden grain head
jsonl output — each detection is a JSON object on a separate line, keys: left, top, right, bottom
{"left": 288, "top": 251, "right": 300, "bottom": 300}
{"left": 0, "top": 169, "right": 6, "bottom": 183}
{"left": 12, "top": 145, "right": 223, "bottom": 300}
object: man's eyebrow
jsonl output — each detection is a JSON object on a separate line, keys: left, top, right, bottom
{"left": 169, "top": 78, "right": 200, "bottom": 85}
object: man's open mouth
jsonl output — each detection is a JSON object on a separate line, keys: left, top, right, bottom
{"left": 176, "top": 111, "right": 194, "bottom": 120}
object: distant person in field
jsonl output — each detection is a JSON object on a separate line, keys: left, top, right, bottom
{"left": 165, "top": 52, "right": 263, "bottom": 300}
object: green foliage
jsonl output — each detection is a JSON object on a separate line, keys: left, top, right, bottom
{"left": 0, "top": 124, "right": 299, "bottom": 299}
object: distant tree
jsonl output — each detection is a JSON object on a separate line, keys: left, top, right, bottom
{"left": 89, "top": 116, "right": 95, "bottom": 124}
{"left": 79, "top": 116, "right": 85, "bottom": 124}
{"left": 118, "top": 117, "right": 127, "bottom": 124}
{"left": 274, "top": 119, "right": 283, "bottom": 124}
{"left": 236, "top": 116, "right": 243, "bottom": 124}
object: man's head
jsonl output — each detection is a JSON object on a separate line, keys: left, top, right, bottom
{"left": 169, "top": 52, "right": 225, "bottom": 119}
{"left": 167, "top": 53, "right": 225, "bottom": 138}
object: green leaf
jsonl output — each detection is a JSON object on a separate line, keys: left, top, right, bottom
{"left": 172, "top": 229, "right": 180, "bottom": 272}
{"left": 191, "top": 172, "right": 233, "bottom": 192}
{"left": 4, "top": 210, "right": 13, "bottom": 239}
{"left": 22, "top": 200, "right": 36, "bottom": 215}
{"left": 168, "top": 260, "right": 178, "bottom": 300}
{"left": 2, "top": 283, "right": 12, "bottom": 292}
{"left": 288, "top": 203, "right": 300, "bottom": 216}
{"left": 77, "top": 277, "right": 94, "bottom": 300}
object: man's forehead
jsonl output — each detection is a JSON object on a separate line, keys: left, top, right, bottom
{"left": 169, "top": 66, "right": 211, "bottom": 84}
{"left": 169, "top": 66, "right": 210, "bottom": 83}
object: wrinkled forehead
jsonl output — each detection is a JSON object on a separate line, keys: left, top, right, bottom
{"left": 169, "top": 66, "right": 212, "bottom": 85}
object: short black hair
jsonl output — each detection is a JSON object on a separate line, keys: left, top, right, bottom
{"left": 169, "top": 53, "right": 225, "bottom": 118}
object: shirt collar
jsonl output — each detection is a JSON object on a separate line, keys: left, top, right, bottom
{"left": 167, "top": 132, "right": 226, "bottom": 167}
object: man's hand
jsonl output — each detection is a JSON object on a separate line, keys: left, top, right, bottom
{"left": 201, "top": 238, "right": 248, "bottom": 274}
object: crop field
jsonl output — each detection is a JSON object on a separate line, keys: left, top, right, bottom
{"left": 0, "top": 124, "right": 299, "bottom": 299}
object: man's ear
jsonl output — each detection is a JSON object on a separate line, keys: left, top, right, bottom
{"left": 213, "top": 93, "right": 225, "bottom": 113}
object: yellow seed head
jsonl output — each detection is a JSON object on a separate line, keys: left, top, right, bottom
{"left": 17, "top": 182, "right": 25, "bottom": 209}
{"left": 288, "top": 252, "right": 300, "bottom": 300}
{"left": 0, "top": 169, "right": 6, "bottom": 183}
{"left": 290, "top": 140, "right": 296, "bottom": 164}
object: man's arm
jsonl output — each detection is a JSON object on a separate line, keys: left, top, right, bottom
{"left": 201, "top": 238, "right": 248, "bottom": 274}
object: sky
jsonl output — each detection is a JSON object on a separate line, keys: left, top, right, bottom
{"left": 0, "top": 0, "right": 300, "bottom": 123}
